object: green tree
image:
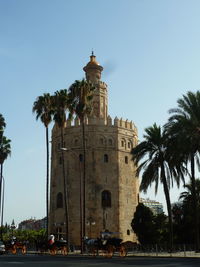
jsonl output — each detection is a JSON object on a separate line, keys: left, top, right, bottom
{"left": 32, "top": 93, "right": 53, "bottom": 237}
{"left": 172, "top": 202, "right": 193, "bottom": 244}
{"left": 153, "top": 212, "right": 168, "bottom": 245}
{"left": 131, "top": 203, "right": 156, "bottom": 245}
{"left": 0, "top": 114, "right": 6, "bottom": 142}
{"left": 51, "top": 89, "right": 69, "bottom": 244}
{"left": 2, "top": 228, "right": 46, "bottom": 246}
{"left": 67, "top": 79, "right": 95, "bottom": 245}
{"left": 173, "top": 179, "right": 200, "bottom": 244}
{"left": 131, "top": 124, "right": 184, "bottom": 251}
{"left": 179, "top": 179, "right": 200, "bottom": 204}
{"left": 132, "top": 204, "right": 168, "bottom": 246}
{"left": 166, "top": 91, "right": 200, "bottom": 251}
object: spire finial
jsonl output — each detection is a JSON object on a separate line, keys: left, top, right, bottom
{"left": 91, "top": 50, "right": 94, "bottom": 56}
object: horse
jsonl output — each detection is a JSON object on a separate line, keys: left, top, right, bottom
{"left": 35, "top": 236, "right": 68, "bottom": 256}
{"left": 5, "top": 239, "right": 27, "bottom": 254}
{"left": 84, "top": 236, "right": 126, "bottom": 258}
{"left": 84, "top": 237, "right": 101, "bottom": 256}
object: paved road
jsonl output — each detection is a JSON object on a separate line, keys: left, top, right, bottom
{"left": 1, "top": 254, "right": 200, "bottom": 267}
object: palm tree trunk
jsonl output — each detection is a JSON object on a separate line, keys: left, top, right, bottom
{"left": 81, "top": 116, "right": 86, "bottom": 248}
{"left": 1, "top": 175, "right": 4, "bottom": 230}
{"left": 61, "top": 128, "right": 69, "bottom": 246}
{"left": 45, "top": 126, "right": 49, "bottom": 238}
{"left": 79, "top": 161, "right": 83, "bottom": 253}
{"left": 190, "top": 154, "right": 200, "bottom": 252}
{"left": 0, "top": 164, "right": 3, "bottom": 221}
{"left": 0, "top": 164, "right": 3, "bottom": 239}
{"left": 161, "top": 164, "right": 173, "bottom": 252}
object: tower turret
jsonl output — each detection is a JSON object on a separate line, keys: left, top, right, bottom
{"left": 83, "top": 51, "right": 103, "bottom": 83}
{"left": 83, "top": 53, "right": 108, "bottom": 122}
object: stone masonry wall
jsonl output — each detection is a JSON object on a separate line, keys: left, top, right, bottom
{"left": 49, "top": 116, "right": 139, "bottom": 245}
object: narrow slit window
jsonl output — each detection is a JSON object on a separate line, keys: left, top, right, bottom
{"left": 104, "top": 154, "right": 108, "bottom": 163}
{"left": 79, "top": 154, "right": 83, "bottom": 162}
{"left": 102, "top": 190, "right": 111, "bottom": 208}
{"left": 56, "top": 192, "right": 63, "bottom": 208}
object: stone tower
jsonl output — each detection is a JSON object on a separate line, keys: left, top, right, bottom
{"left": 49, "top": 53, "right": 139, "bottom": 246}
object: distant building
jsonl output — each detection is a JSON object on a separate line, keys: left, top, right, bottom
{"left": 18, "top": 217, "right": 46, "bottom": 231}
{"left": 140, "top": 198, "right": 164, "bottom": 215}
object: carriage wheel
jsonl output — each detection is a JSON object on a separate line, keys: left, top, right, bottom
{"left": 61, "top": 246, "right": 68, "bottom": 256}
{"left": 50, "top": 248, "right": 56, "bottom": 255}
{"left": 22, "top": 245, "right": 27, "bottom": 254}
{"left": 106, "top": 245, "right": 114, "bottom": 258}
{"left": 119, "top": 245, "right": 127, "bottom": 258}
{"left": 11, "top": 247, "right": 17, "bottom": 255}
{"left": 91, "top": 247, "right": 97, "bottom": 257}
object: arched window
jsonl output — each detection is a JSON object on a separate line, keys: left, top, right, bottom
{"left": 104, "top": 154, "right": 108, "bottom": 163}
{"left": 127, "top": 229, "right": 130, "bottom": 235}
{"left": 121, "top": 139, "right": 126, "bottom": 149}
{"left": 102, "top": 190, "right": 111, "bottom": 208}
{"left": 128, "top": 140, "right": 132, "bottom": 149}
{"left": 56, "top": 192, "right": 63, "bottom": 208}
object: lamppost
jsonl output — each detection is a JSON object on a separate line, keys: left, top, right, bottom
{"left": 60, "top": 147, "right": 84, "bottom": 253}
{"left": 86, "top": 217, "right": 95, "bottom": 238}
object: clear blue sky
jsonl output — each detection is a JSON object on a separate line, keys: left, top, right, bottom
{"left": 1, "top": 0, "right": 200, "bottom": 225}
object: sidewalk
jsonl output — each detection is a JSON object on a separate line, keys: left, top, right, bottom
{"left": 26, "top": 250, "right": 200, "bottom": 258}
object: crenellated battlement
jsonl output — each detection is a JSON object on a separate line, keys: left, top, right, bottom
{"left": 53, "top": 114, "right": 137, "bottom": 135}
{"left": 93, "top": 81, "right": 108, "bottom": 92}
{"left": 113, "top": 116, "right": 137, "bottom": 133}
{"left": 113, "top": 116, "right": 137, "bottom": 132}
{"left": 97, "top": 80, "right": 107, "bottom": 88}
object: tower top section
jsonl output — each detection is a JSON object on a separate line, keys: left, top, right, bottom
{"left": 83, "top": 52, "right": 103, "bottom": 83}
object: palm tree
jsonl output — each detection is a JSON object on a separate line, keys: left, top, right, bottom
{"left": 166, "top": 91, "right": 200, "bottom": 251}
{"left": 0, "top": 114, "right": 6, "bottom": 142}
{"left": 0, "top": 136, "right": 11, "bottom": 228}
{"left": 32, "top": 93, "right": 53, "bottom": 237}
{"left": 131, "top": 123, "right": 184, "bottom": 251}
{"left": 68, "top": 79, "right": 95, "bottom": 246}
{"left": 51, "top": 89, "right": 69, "bottom": 244}
{"left": 179, "top": 179, "right": 200, "bottom": 204}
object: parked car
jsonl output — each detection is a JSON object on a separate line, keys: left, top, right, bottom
{"left": 0, "top": 240, "right": 5, "bottom": 254}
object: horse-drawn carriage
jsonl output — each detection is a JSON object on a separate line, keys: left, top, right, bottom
{"left": 5, "top": 239, "right": 27, "bottom": 254}
{"left": 84, "top": 232, "right": 127, "bottom": 258}
{"left": 36, "top": 235, "right": 68, "bottom": 256}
